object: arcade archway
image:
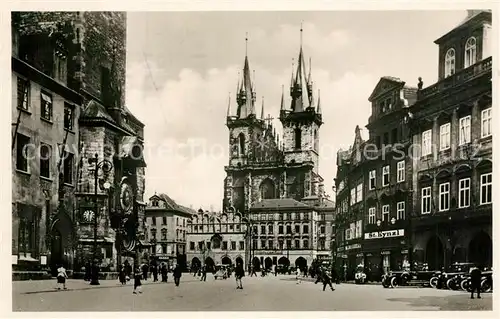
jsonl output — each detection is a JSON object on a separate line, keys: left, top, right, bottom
{"left": 264, "top": 257, "right": 273, "bottom": 270}
{"left": 221, "top": 256, "right": 232, "bottom": 265}
{"left": 252, "top": 256, "right": 261, "bottom": 270}
{"left": 426, "top": 235, "right": 444, "bottom": 270}
{"left": 278, "top": 256, "right": 290, "bottom": 266}
{"left": 235, "top": 256, "right": 244, "bottom": 267}
{"left": 205, "top": 257, "right": 215, "bottom": 272}
{"left": 295, "top": 256, "right": 307, "bottom": 271}
{"left": 191, "top": 257, "right": 201, "bottom": 270}
{"left": 468, "top": 231, "right": 492, "bottom": 267}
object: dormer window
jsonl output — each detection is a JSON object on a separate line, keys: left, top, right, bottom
{"left": 152, "top": 200, "right": 159, "bottom": 207}
{"left": 444, "top": 48, "right": 455, "bottom": 77}
{"left": 294, "top": 128, "right": 302, "bottom": 149}
{"left": 464, "top": 37, "right": 477, "bottom": 68}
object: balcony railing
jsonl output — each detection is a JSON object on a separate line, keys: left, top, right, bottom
{"left": 419, "top": 57, "right": 492, "bottom": 99}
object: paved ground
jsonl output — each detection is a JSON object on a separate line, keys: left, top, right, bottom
{"left": 12, "top": 274, "right": 492, "bottom": 311}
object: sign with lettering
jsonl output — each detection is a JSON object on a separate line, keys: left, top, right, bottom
{"left": 345, "top": 244, "right": 362, "bottom": 251}
{"left": 364, "top": 229, "right": 404, "bottom": 240}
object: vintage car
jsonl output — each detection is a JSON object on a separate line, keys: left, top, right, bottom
{"left": 354, "top": 264, "right": 367, "bottom": 284}
{"left": 214, "top": 264, "right": 228, "bottom": 280}
{"left": 460, "top": 269, "right": 493, "bottom": 292}
{"left": 382, "top": 269, "right": 439, "bottom": 288}
{"left": 436, "top": 262, "right": 476, "bottom": 290}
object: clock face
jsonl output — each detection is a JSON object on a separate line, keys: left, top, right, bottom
{"left": 120, "top": 182, "right": 134, "bottom": 214}
{"left": 83, "top": 210, "right": 95, "bottom": 222}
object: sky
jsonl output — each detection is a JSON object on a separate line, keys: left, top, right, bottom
{"left": 124, "top": 10, "right": 468, "bottom": 211}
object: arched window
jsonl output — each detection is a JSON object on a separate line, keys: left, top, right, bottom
{"left": 464, "top": 37, "right": 477, "bottom": 68}
{"left": 313, "top": 129, "right": 318, "bottom": 151}
{"left": 444, "top": 48, "right": 455, "bottom": 77}
{"left": 294, "top": 128, "right": 301, "bottom": 149}
{"left": 239, "top": 133, "right": 246, "bottom": 155}
{"left": 260, "top": 178, "right": 276, "bottom": 200}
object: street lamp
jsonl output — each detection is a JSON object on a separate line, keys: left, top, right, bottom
{"left": 88, "top": 153, "right": 113, "bottom": 285}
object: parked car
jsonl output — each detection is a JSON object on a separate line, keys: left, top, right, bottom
{"left": 437, "top": 263, "right": 476, "bottom": 290}
{"left": 460, "top": 269, "right": 493, "bottom": 293}
{"left": 382, "top": 269, "right": 439, "bottom": 288}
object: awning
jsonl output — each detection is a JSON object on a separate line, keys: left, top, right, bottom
{"left": 118, "top": 136, "right": 147, "bottom": 167}
{"left": 79, "top": 237, "right": 114, "bottom": 243}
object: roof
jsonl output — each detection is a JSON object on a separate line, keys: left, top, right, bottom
{"left": 81, "top": 100, "right": 116, "bottom": 123}
{"left": 435, "top": 10, "right": 491, "bottom": 44}
{"left": 250, "top": 198, "right": 310, "bottom": 210}
{"left": 177, "top": 205, "right": 197, "bottom": 215}
{"left": 157, "top": 193, "right": 178, "bottom": 210}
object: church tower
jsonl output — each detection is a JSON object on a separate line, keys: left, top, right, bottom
{"left": 280, "top": 27, "right": 323, "bottom": 199}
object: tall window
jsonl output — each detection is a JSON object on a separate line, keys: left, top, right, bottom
{"left": 464, "top": 37, "right": 477, "bottom": 68}
{"left": 260, "top": 179, "right": 276, "bottom": 199}
{"left": 444, "top": 48, "right": 455, "bottom": 77}
{"left": 439, "top": 183, "right": 450, "bottom": 212}
{"left": 278, "top": 225, "right": 283, "bottom": 234}
{"left": 17, "top": 77, "right": 30, "bottom": 110}
{"left": 303, "top": 239, "right": 309, "bottom": 249}
{"left": 162, "top": 216, "right": 167, "bottom": 225}
{"left": 190, "top": 242, "right": 195, "bottom": 251}
{"left": 40, "top": 143, "right": 51, "bottom": 178}
{"left": 231, "top": 241, "right": 237, "bottom": 250}
{"left": 397, "top": 201, "right": 405, "bottom": 220}
{"left": 151, "top": 229, "right": 157, "bottom": 240}
{"left": 320, "top": 225, "right": 325, "bottom": 234}
{"left": 16, "top": 133, "right": 30, "bottom": 172}
{"left": 368, "top": 207, "right": 376, "bottom": 224}
{"left": 238, "top": 133, "right": 245, "bottom": 155}
{"left": 152, "top": 217, "right": 156, "bottom": 226}
{"left": 382, "top": 205, "right": 389, "bottom": 222}
{"left": 268, "top": 225, "right": 273, "bottom": 234}
{"left": 459, "top": 116, "right": 471, "bottom": 145}
{"left": 356, "top": 183, "right": 363, "bottom": 203}
{"left": 458, "top": 178, "right": 471, "bottom": 208}
{"left": 295, "top": 239, "right": 300, "bottom": 249}
{"left": 303, "top": 225, "right": 309, "bottom": 233}
{"left": 350, "top": 188, "right": 356, "bottom": 205}
{"left": 397, "top": 161, "right": 405, "bottom": 183}
{"left": 481, "top": 108, "right": 492, "bottom": 138}
{"left": 422, "top": 129, "right": 432, "bottom": 156}
{"left": 294, "top": 225, "right": 300, "bottom": 233}
{"left": 286, "top": 239, "right": 292, "bottom": 249}
{"left": 268, "top": 240, "right": 273, "bottom": 249}
{"left": 294, "top": 128, "right": 302, "bottom": 149}
{"left": 369, "top": 170, "right": 376, "bottom": 190}
{"left": 161, "top": 229, "right": 167, "bottom": 240}
{"left": 63, "top": 153, "right": 73, "bottom": 184}
{"left": 40, "top": 91, "right": 53, "bottom": 121}
{"left": 222, "top": 241, "right": 228, "bottom": 250}
{"left": 421, "top": 187, "right": 432, "bottom": 214}
{"left": 286, "top": 225, "right": 292, "bottom": 234}
{"left": 480, "top": 173, "right": 492, "bottom": 205}
{"left": 382, "top": 165, "right": 390, "bottom": 186}
{"left": 64, "top": 103, "right": 74, "bottom": 131}
{"left": 440, "top": 123, "right": 451, "bottom": 150}
{"left": 261, "top": 225, "right": 266, "bottom": 234}
{"left": 239, "top": 241, "right": 244, "bottom": 250}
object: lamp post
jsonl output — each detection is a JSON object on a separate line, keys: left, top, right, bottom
{"left": 88, "top": 153, "right": 113, "bottom": 285}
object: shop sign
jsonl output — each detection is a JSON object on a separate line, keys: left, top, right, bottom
{"left": 365, "top": 253, "right": 373, "bottom": 257}
{"left": 345, "top": 243, "right": 362, "bottom": 251}
{"left": 381, "top": 251, "right": 391, "bottom": 255}
{"left": 341, "top": 254, "right": 348, "bottom": 259}
{"left": 337, "top": 246, "right": 345, "bottom": 252}
{"left": 364, "top": 229, "right": 404, "bottom": 240}
{"left": 401, "top": 249, "right": 409, "bottom": 254}
{"left": 356, "top": 253, "right": 364, "bottom": 257}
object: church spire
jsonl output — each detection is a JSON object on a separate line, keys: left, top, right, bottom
{"left": 290, "top": 25, "right": 312, "bottom": 112}
{"left": 260, "top": 96, "right": 265, "bottom": 119}
{"left": 317, "top": 89, "right": 322, "bottom": 114}
{"left": 227, "top": 92, "right": 232, "bottom": 117}
{"left": 236, "top": 33, "right": 256, "bottom": 118}
{"left": 280, "top": 85, "right": 285, "bottom": 110}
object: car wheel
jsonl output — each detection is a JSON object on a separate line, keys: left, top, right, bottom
{"left": 382, "top": 280, "right": 389, "bottom": 288}
{"left": 390, "top": 276, "right": 398, "bottom": 288}
{"left": 460, "top": 279, "right": 469, "bottom": 292}
{"left": 429, "top": 277, "right": 438, "bottom": 288}
{"left": 481, "top": 279, "right": 492, "bottom": 293}
{"left": 446, "top": 278, "right": 455, "bottom": 290}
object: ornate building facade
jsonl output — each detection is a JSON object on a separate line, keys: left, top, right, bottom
{"left": 222, "top": 31, "right": 335, "bottom": 270}
{"left": 186, "top": 209, "right": 248, "bottom": 272}
{"left": 11, "top": 12, "right": 146, "bottom": 276}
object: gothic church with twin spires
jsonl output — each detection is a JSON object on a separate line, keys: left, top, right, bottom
{"left": 223, "top": 33, "right": 328, "bottom": 215}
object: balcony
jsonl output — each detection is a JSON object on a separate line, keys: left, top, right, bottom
{"left": 419, "top": 57, "right": 492, "bottom": 99}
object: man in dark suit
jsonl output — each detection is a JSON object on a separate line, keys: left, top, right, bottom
{"left": 470, "top": 266, "right": 482, "bottom": 299}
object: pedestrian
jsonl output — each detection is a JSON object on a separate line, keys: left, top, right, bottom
{"left": 152, "top": 262, "right": 158, "bottom": 282}
{"left": 84, "top": 260, "right": 91, "bottom": 281}
{"left": 118, "top": 264, "right": 126, "bottom": 285}
{"left": 296, "top": 267, "right": 302, "bottom": 284}
{"left": 200, "top": 265, "right": 207, "bottom": 281}
{"left": 274, "top": 264, "right": 277, "bottom": 276}
{"left": 322, "top": 269, "right": 335, "bottom": 291}
{"left": 470, "top": 266, "right": 482, "bottom": 299}
{"left": 250, "top": 265, "right": 257, "bottom": 277}
{"left": 141, "top": 263, "right": 148, "bottom": 281}
{"left": 173, "top": 264, "right": 182, "bottom": 287}
{"left": 56, "top": 264, "right": 68, "bottom": 290}
{"left": 235, "top": 260, "right": 245, "bottom": 289}
{"left": 161, "top": 263, "right": 168, "bottom": 282}
{"left": 133, "top": 265, "right": 143, "bottom": 294}
{"left": 315, "top": 267, "right": 323, "bottom": 284}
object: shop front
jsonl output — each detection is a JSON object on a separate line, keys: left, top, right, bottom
{"left": 362, "top": 228, "right": 409, "bottom": 280}
{"left": 339, "top": 242, "right": 362, "bottom": 281}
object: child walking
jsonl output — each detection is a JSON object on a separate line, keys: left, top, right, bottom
{"left": 296, "top": 267, "right": 302, "bottom": 284}
{"left": 56, "top": 264, "right": 68, "bottom": 290}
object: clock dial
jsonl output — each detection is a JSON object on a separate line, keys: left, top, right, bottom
{"left": 120, "top": 182, "right": 134, "bottom": 213}
{"left": 83, "top": 210, "right": 95, "bottom": 222}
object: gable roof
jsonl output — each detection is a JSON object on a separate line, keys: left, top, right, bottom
{"left": 368, "top": 76, "right": 405, "bottom": 102}
{"left": 81, "top": 99, "right": 117, "bottom": 123}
